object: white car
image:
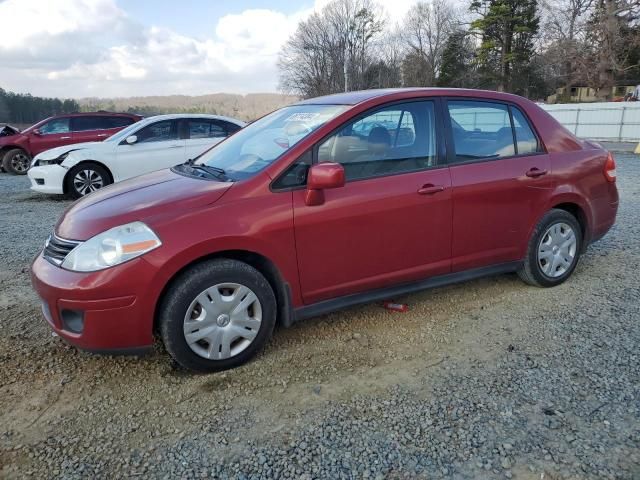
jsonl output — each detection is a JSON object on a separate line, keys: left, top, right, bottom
{"left": 28, "top": 114, "right": 245, "bottom": 198}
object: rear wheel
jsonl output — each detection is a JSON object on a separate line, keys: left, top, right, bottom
{"left": 159, "top": 259, "right": 277, "bottom": 372}
{"left": 2, "top": 149, "right": 31, "bottom": 175}
{"left": 518, "top": 209, "right": 582, "bottom": 287}
{"left": 65, "top": 163, "right": 111, "bottom": 199}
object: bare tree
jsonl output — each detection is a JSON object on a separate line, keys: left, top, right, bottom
{"left": 402, "top": 0, "right": 457, "bottom": 86}
{"left": 278, "top": 0, "right": 384, "bottom": 98}
{"left": 587, "top": 0, "right": 640, "bottom": 99}
{"left": 367, "top": 27, "right": 405, "bottom": 87}
{"left": 539, "top": 0, "right": 594, "bottom": 91}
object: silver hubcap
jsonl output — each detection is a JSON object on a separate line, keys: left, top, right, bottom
{"left": 73, "top": 169, "right": 104, "bottom": 196}
{"left": 538, "top": 222, "right": 577, "bottom": 278}
{"left": 11, "top": 153, "right": 30, "bottom": 172}
{"left": 183, "top": 283, "right": 262, "bottom": 360}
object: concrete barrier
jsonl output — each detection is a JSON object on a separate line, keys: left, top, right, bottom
{"left": 541, "top": 102, "right": 640, "bottom": 143}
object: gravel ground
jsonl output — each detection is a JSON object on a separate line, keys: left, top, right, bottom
{"left": 0, "top": 154, "right": 638, "bottom": 479}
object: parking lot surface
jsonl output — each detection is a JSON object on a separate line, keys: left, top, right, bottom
{"left": 0, "top": 153, "right": 638, "bottom": 479}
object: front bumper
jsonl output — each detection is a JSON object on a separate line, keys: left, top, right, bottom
{"left": 27, "top": 165, "right": 67, "bottom": 195}
{"left": 31, "top": 253, "right": 157, "bottom": 352}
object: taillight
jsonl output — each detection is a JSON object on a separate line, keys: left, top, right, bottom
{"left": 604, "top": 152, "right": 616, "bottom": 183}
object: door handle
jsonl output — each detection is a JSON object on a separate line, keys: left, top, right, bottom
{"left": 97, "top": 134, "right": 108, "bottom": 137}
{"left": 417, "top": 185, "right": 445, "bottom": 195}
{"left": 60, "top": 136, "right": 71, "bottom": 140}
{"left": 167, "top": 145, "right": 183, "bottom": 148}
{"left": 526, "top": 167, "right": 548, "bottom": 178}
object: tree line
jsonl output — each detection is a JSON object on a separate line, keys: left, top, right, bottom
{"left": 278, "top": 0, "right": 640, "bottom": 101}
{"left": 0, "top": 88, "right": 80, "bottom": 125}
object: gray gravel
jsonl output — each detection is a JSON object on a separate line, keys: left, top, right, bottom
{"left": 0, "top": 154, "right": 639, "bottom": 479}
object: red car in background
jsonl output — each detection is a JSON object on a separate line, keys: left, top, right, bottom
{"left": 31, "top": 88, "right": 618, "bottom": 373}
{"left": 0, "top": 111, "right": 142, "bottom": 174}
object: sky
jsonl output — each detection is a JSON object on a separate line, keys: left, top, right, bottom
{"left": 0, "top": 0, "right": 418, "bottom": 99}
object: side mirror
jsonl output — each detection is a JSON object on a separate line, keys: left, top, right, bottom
{"left": 305, "top": 162, "right": 345, "bottom": 206}
{"left": 125, "top": 135, "right": 138, "bottom": 145}
{"left": 33, "top": 129, "right": 42, "bottom": 136}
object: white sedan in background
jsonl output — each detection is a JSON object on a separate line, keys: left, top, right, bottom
{"left": 28, "top": 114, "right": 245, "bottom": 198}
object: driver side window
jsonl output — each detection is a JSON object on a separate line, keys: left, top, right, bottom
{"left": 135, "top": 120, "right": 178, "bottom": 144}
{"left": 39, "top": 118, "right": 70, "bottom": 135}
{"left": 317, "top": 101, "right": 436, "bottom": 181}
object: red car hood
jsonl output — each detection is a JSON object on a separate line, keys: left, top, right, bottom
{"left": 56, "top": 168, "right": 233, "bottom": 240}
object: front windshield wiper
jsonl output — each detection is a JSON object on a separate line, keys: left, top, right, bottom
{"left": 193, "top": 164, "right": 227, "bottom": 176}
{"left": 184, "top": 149, "right": 209, "bottom": 165}
{"left": 179, "top": 162, "right": 231, "bottom": 181}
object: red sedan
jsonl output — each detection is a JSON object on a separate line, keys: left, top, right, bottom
{"left": 31, "top": 88, "right": 618, "bottom": 372}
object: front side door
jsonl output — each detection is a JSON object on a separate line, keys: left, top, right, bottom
{"left": 444, "top": 99, "right": 552, "bottom": 272}
{"left": 184, "top": 118, "right": 229, "bottom": 160}
{"left": 29, "top": 117, "right": 74, "bottom": 155}
{"left": 113, "top": 119, "right": 185, "bottom": 180}
{"left": 290, "top": 100, "right": 453, "bottom": 305}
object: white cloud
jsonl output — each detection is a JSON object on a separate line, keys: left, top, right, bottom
{"left": 0, "top": 0, "right": 417, "bottom": 98}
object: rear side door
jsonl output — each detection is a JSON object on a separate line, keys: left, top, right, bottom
{"left": 28, "top": 117, "right": 73, "bottom": 155}
{"left": 183, "top": 119, "right": 230, "bottom": 160}
{"left": 288, "top": 100, "right": 453, "bottom": 304}
{"left": 112, "top": 119, "right": 185, "bottom": 180}
{"left": 444, "top": 99, "right": 552, "bottom": 272}
{"left": 71, "top": 116, "right": 108, "bottom": 143}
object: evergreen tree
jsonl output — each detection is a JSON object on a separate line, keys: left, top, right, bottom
{"left": 437, "top": 30, "right": 477, "bottom": 88}
{"left": 0, "top": 87, "right": 80, "bottom": 124}
{"left": 470, "top": 0, "right": 540, "bottom": 93}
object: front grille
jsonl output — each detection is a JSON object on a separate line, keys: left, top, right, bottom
{"left": 43, "top": 234, "right": 81, "bottom": 266}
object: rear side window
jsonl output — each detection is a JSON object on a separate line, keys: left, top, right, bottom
{"left": 104, "top": 116, "right": 136, "bottom": 129}
{"left": 511, "top": 107, "right": 540, "bottom": 155}
{"left": 134, "top": 120, "right": 178, "bottom": 143}
{"left": 317, "top": 101, "right": 437, "bottom": 181}
{"left": 72, "top": 116, "right": 106, "bottom": 132}
{"left": 188, "top": 120, "right": 227, "bottom": 139}
{"left": 447, "top": 101, "right": 515, "bottom": 162}
{"left": 39, "top": 118, "right": 70, "bottom": 134}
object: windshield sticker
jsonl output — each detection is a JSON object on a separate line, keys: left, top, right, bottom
{"left": 285, "top": 112, "right": 319, "bottom": 122}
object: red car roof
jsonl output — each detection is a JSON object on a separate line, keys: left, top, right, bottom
{"left": 294, "top": 87, "right": 532, "bottom": 106}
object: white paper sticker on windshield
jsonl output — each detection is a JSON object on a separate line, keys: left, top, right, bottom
{"left": 285, "top": 112, "right": 319, "bottom": 122}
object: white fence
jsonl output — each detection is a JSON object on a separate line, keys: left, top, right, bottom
{"left": 540, "top": 102, "right": 640, "bottom": 142}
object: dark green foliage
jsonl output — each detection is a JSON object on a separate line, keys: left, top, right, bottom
{"left": 437, "top": 30, "right": 478, "bottom": 88}
{"left": 0, "top": 88, "right": 80, "bottom": 125}
{"left": 469, "top": 0, "right": 540, "bottom": 94}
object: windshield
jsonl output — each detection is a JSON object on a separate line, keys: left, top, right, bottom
{"left": 196, "top": 104, "right": 348, "bottom": 180}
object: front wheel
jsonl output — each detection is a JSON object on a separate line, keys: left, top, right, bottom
{"left": 65, "top": 163, "right": 111, "bottom": 199}
{"left": 2, "top": 149, "right": 31, "bottom": 175}
{"left": 518, "top": 209, "right": 583, "bottom": 287}
{"left": 159, "top": 259, "right": 277, "bottom": 372}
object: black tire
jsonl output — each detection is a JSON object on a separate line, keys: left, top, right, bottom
{"left": 518, "top": 209, "right": 583, "bottom": 287}
{"left": 159, "top": 259, "right": 277, "bottom": 373}
{"left": 2, "top": 148, "right": 31, "bottom": 175}
{"left": 65, "top": 163, "right": 111, "bottom": 199}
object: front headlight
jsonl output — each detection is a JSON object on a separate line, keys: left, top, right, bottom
{"left": 36, "top": 151, "right": 70, "bottom": 167}
{"left": 61, "top": 221, "right": 162, "bottom": 272}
